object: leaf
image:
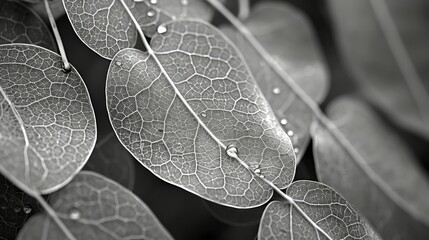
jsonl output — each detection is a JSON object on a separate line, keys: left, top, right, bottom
{"left": 220, "top": 1, "right": 329, "bottom": 160}
{"left": 329, "top": 0, "right": 429, "bottom": 137}
{"left": 16, "top": 171, "right": 173, "bottom": 240}
{"left": 313, "top": 97, "right": 429, "bottom": 239}
{"left": 62, "top": 0, "right": 214, "bottom": 59}
{"left": 27, "top": 0, "right": 66, "bottom": 21}
{"left": 258, "top": 180, "right": 380, "bottom": 240}
{"left": 0, "top": 44, "right": 96, "bottom": 195}
{"left": 106, "top": 20, "right": 296, "bottom": 208}
{"left": 0, "top": 175, "right": 41, "bottom": 240}
{"left": 84, "top": 132, "right": 135, "bottom": 190}
{"left": 0, "top": 0, "right": 55, "bottom": 50}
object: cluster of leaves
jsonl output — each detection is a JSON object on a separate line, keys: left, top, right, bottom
{"left": 0, "top": 0, "right": 428, "bottom": 239}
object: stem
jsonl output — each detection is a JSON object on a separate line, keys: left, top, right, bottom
{"left": 206, "top": 0, "right": 405, "bottom": 235}
{"left": 369, "top": 0, "right": 429, "bottom": 123}
{"left": 238, "top": 0, "right": 250, "bottom": 20}
{"left": 44, "top": 0, "right": 71, "bottom": 72}
{"left": 33, "top": 194, "right": 76, "bottom": 240}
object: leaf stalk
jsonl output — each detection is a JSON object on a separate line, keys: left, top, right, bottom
{"left": 44, "top": 0, "right": 71, "bottom": 72}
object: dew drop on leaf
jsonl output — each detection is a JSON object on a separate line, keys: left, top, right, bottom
{"left": 287, "top": 130, "right": 294, "bottom": 137}
{"left": 294, "top": 148, "right": 299, "bottom": 154}
{"left": 272, "top": 87, "right": 280, "bottom": 95}
{"left": 254, "top": 168, "right": 261, "bottom": 174}
{"left": 69, "top": 208, "right": 81, "bottom": 220}
{"left": 180, "top": 0, "right": 189, "bottom": 6}
{"left": 23, "top": 205, "right": 32, "bottom": 214}
{"left": 116, "top": 61, "right": 122, "bottom": 66}
{"left": 226, "top": 144, "right": 238, "bottom": 158}
{"left": 13, "top": 206, "right": 21, "bottom": 213}
{"left": 150, "top": 0, "right": 158, "bottom": 5}
{"left": 157, "top": 25, "right": 167, "bottom": 34}
{"left": 147, "top": 10, "right": 155, "bottom": 17}
{"left": 201, "top": 113, "right": 207, "bottom": 118}
{"left": 280, "top": 119, "right": 288, "bottom": 125}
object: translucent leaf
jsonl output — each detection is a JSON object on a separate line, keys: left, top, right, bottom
{"left": 258, "top": 180, "right": 381, "bottom": 240}
{"left": 106, "top": 20, "right": 296, "bottom": 208}
{"left": 62, "top": 0, "right": 214, "bottom": 59}
{"left": 313, "top": 97, "right": 429, "bottom": 239}
{"left": 84, "top": 132, "right": 135, "bottom": 190}
{"left": 0, "top": 175, "right": 41, "bottom": 240}
{"left": 329, "top": 0, "right": 429, "bottom": 137}
{"left": 0, "top": 0, "right": 55, "bottom": 50}
{"left": 16, "top": 171, "right": 173, "bottom": 240}
{"left": 0, "top": 44, "right": 97, "bottom": 195}
{"left": 220, "top": 1, "right": 329, "bottom": 160}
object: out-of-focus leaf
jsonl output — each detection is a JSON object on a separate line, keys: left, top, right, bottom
{"left": 221, "top": 1, "right": 329, "bottom": 161}
{"left": 313, "top": 97, "right": 429, "bottom": 239}
{"left": 329, "top": 0, "right": 429, "bottom": 137}
{"left": 0, "top": 44, "right": 96, "bottom": 195}
{"left": 0, "top": 0, "right": 55, "bottom": 50}
{"left": 0, "top": 175, "right": 41, "bottom": 240}
{"left": 17, "top": 171, "right": 173, "bottom": 240}
{"left": 106, "top": 20, "right": 296, "bottom": 208}
{"left": 62, "top": 0, "right": 214, "bottom": 59}
{"left": 84, "top": 132, "right": 135, "bottom": 190}
{"left": 28, "top": 0, "right": 66, "bottom": 21}
{"left": 258, "top": 180, "right": 381, "bottom": 240}
{"left": 202, "top": 199, "right": 263, "bottom": 226}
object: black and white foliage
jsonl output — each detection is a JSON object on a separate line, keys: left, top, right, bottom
{"left": 0, "top": 0, "right": 428, "bottom": 239}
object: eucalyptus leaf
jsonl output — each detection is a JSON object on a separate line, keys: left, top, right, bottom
{"left": 0, "top": 44, "right": 96, "bottom": 195}
{"left": 84, "top": 132, "right": 135, "bottom": 190}
{"left": 313, "top": 97, "right": 429, "bottom": 239}
{"left": 258, "top": 180, "right": 381, "bottom": 240}
{"left": 329, "top": 0, "right": 429, "bottom": 137}
{"left": 106, "top": 20, "right": 296, "bottom": 208}
{"left": 221, "top": 1, "right": 329, "bottom": 160}
{"left": 62, "top": 0, "right": 213, "bottom": 59}
{"left": 0, "top": 0, "right": 55, "bottom": 50}
{"left": 16, "top": 171, "right": 173, "bottom": 240}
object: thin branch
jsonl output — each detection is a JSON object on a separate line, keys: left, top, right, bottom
{"left": 33, "top": 194, "right": 77, "bottom": 240}
{"left": 206, "top": 0, "right": 409, "bottom": 235}
{"left": 44, "top": 0, "right": 71, "bottom": 72}
{"left": 369, "top": 0, "right": 429, "bottom": 123}
{"left": 238, "top": 0, "right": 250, "bottom": 20}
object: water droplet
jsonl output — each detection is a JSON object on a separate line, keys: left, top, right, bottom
{"left": 147, "top": 10, "right": 155, "bottom": 17}
{"left": 294, "top": 148, "right": 299, "bottom": 154}
{"left": 149, "top": 0, "right": 157, "bottom": 4}
{"left": 180, "top": 0, "right": 188, "bottom": 5}
{"left": 254, "top": 168, "right": 261, "bottom": 174}
{"left": 287, "top": 130, "right": 294, "bottom": 137}
{"left": 201, "top": 113, "right": 207, "bottom": 118}
{"left": 69, "top": 208, "right": 81, "bottom": 220}
{"left": 280, "top": 119, "right": 288, "bottom": 125}
{"left": 273, "top": 87, "right": 280, "bottom": 95}
{"left": 259, "top": 175, "right": 265, "bottom": 179}
{"left": 226, "top": 144, "right": 238, "bottom": 158}
{"left": 157, "top": 25, "right": 167, "bottom": 34}
{"left": 23, "top": 205, "right": 32, "bottom": 214}
{"left": 116, "top": 61, "right": 122, "bottom": 66}
{"left": 13, "top": 206, "right": 20, "bottom": 213}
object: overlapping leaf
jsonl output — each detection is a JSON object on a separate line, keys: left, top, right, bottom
{"left": 329, "top": 0, "right": 429, "bottom": 137}
{"left": 62, "top": 0, "right": 214, "bottom": 59}
{"left": 0, "top": 44, "right": 96, "bottom": 195}
{"left": 221, "top": 1, "right": 329, "bottom": 160}
{"left": 258, "top": 180, "right": 380, "bottom": 240}
{"left": 0, "top": 0, "right": 55, "bottom": 50}
{"left": 17, "top": 171, "right": 173, "bottom": 240}
{"left": 313, "top": 97, "right": 429, "bottom": 239}
{"left": 0, "top": 175, "right": 41, "bottom": 240}
{"left": 84, "top": 132, "right": 135, "bottom": 190}
{"left": 106, "top": 20, "right": 296, "bottom": 208}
